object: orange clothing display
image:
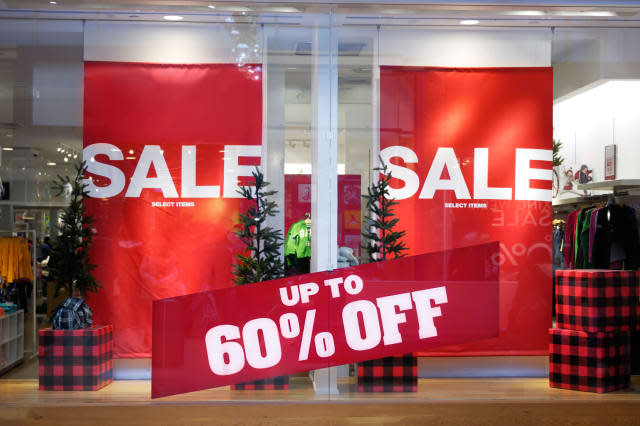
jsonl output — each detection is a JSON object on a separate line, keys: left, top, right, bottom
{"left": 0, "top": 237, "right": 33, "bottom": 285}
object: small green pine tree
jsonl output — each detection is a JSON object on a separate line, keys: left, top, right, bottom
{"left": 362, "top": 159, "right": 408, "bottom": 262}
{"left": 553, "top": 139, "right": 564, "bottom": 167}
{"left": 49, "top": 160, "right": 101, "bottom": 298}
{"left": 233, "top": 167, "right": 284, "bottom": 284}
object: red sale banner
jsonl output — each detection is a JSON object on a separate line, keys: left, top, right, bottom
{"left": 380, "top": 67, "right": 553, "bottom": 356}
{"left": 152, "top": 243, "right": 499, "bottom": 398}
{"left": 83, "top": 62, "right": 262, "bottom": 357}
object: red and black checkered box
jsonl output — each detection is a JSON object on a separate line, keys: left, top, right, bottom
{"left": 358, "top": 354, "right": 417, "bottom": 392}
{"left": 231, "top": 375, "right": 289, "bottom": 390}
{"left": 555, "top": 270, "right": 640, "bottom": 333}
{"left": 39, "top": 325, "right": 113, "bottom": 391}
{"left": 549, "top": 328, "right": 630, "bottom": 393}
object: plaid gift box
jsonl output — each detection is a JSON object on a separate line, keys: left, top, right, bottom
{"left": 549, "top": 328, "right": 630, "bottom": 393}
{"left": 39, "top": 325, "right": 113, "bottom": 391}
{"left": 555, "top": 270, "right": 640, "bottom": 333}
{"left": 358, "top": 354, "right": 417, "bottom": 392}
{"left": 231, "top": 375, "right": 289, "bottom": 390}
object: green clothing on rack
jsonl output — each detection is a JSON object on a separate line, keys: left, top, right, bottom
{"left": 285, "top": 220, "right": 311, "bottom": 266}
{"left": 579, "top": 208, "right": 594, "bottom": 269}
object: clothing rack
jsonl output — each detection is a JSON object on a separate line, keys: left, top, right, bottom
{"left": 0, "top": 230, "right": 37, "bottom": 360}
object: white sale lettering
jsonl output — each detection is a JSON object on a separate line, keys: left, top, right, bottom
{"left": 380, "top": 146, "right": 552, "bottom": 201}
{"left": 83, "top": 143, "right": 261, "bottom": 199}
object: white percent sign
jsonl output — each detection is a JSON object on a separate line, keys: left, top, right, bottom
{"left": 279, "top": 310, "right": 335, "bottom": 361}
{"left": 491, "top": 242, "right": 527, "bottom": 266}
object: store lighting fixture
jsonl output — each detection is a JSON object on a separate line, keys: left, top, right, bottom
{"left": 460, "top": 20, "right": 479, "bottom": 25}
{"left": 2, "top": 147, "right": 13, "bottom": 151}
{"left": 73, "top": 154, "right": 78, "bottom": 159}
{"left": 129, "top": 149, "right": 134, "bottom": 154}
{"left": 49, "top": 1, "right": 57, "bottom": 4}
{"left": 64, "top": 157, "right": 68, "bottom": 162}
{"left": 554, "top": 10, "right": 616, "bottom": 17}
{"left": 504, "top": 10, "right": 546, "bottom": 16}
{"left": 56, "top": 147, "right": 61, "bottom": 152}
{"left": 126, "top": 156, "right": 136, "bottom": 160}
{"left": 47, "top": 162, "right": 56, "bottom": 166}
{"left": 208, "top": 5, "right": 215, "bottom": 9}
{"left": 163, "top": 15, "right": 184, "bottom": 21}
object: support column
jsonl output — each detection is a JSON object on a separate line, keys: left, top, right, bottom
{"left": 310, "top": 10, "right": 339, "bottom": 396}
{"left": 262, "top": 26, "right": 285, "bottom": 266}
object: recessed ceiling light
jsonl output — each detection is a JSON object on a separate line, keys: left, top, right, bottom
{"left": 163, "top": 15, "right": 184, "bottom": 21}
{"left": 460, "top": 20, "right": 479, "bottom": 25}
{"left": 2, "top": 147, "right": 13, "bottom": 151}
{"left": 64, "top": 157, "right": 68, "bottom": 162}
{"left": 208, "top": 5, "right": 215, "bottom": 9}
{"left": 554, "top": 10, "right": 616, "bottom": 17}
{"left": 47, "top": 162, "right": 56, "bottom": 166}
{"left": 504, "top": 11, "right": 546, "bottom": 16}
{"left": 49, "top": 1, "right": 57, "bottom": 4}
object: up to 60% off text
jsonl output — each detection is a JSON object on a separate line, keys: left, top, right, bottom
{"left": 204, "top": 275, "right": 448, "bottom": 375}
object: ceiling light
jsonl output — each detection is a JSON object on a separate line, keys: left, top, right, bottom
{"left": 554, "top": 11, "right": 616, "bottom": 17}
{"left": 47, "top": 162, "right": 56, "bottom": 166}
{"left": 73, "top": 154, "right": 78, "bottom": 159}
{"left": 504, "top": 11, "right": 546, "bottom": 16}
{"left": 208, "top": 5, "right": 215, "bottom": 9}
{"left": 163, "top": 15, "right": 184, "bottom": 21}
{"left": 126, "top": 156, "right": 136, "bottom": 160}
{"left": 129, "top": 149, "right": 134, "bottom": 154}
{"left": 49, "top": 1, "right": 57, "bottom": 4}
{"left": 2, "top": 147, "right": 13, "bottom": 151}
{"left": 460, "top": 20, "right": 479, "bottom": 25}
{"left": 56, "top": 147, "right": 61, "bottom": 152}
{"left": 64, "top": 157, "right": 68, "bottom": 162}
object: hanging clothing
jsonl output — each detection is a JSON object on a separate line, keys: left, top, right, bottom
{"left": 284, "top": 219, "right": 311, "bottom": 264}
{"left": 563, "top": 210, "right": 578, "bottom": 269}
{"left": 0, "top": 237, "right": 33, "bottom": 285}
{"left": 566, "top": 204, "right": 640, "bottom": 270}
{"left": 552, "top": 226, "right": 564, "bottom": 268}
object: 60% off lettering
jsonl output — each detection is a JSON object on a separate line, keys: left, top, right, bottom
{"left": 205, "top": 275, "right": 448, "bottom": 376}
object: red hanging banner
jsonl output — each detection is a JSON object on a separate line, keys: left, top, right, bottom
{"left": 152, "top": 243, "right": 499, "bottom": 398}
{"left": 380, "top": 67, "right": 553, "bottom": 355}
{"left": 83, "top": 62, "right": 263, "bottom": 358}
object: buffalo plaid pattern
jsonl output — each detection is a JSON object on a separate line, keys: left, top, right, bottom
{"left": 231, "top": 375, "right": 289, "bottom": 390}
{"left": 358, "top": 354, "right": 417, "bottom": 392}
{"left": 549, "top": 328, "right": 630, "bottom": 393}
{"left": 39, "top": 325, "right": 113, "bottom": 391}
{"left": 555, "top": 270, "right": 640, "bottom": 333}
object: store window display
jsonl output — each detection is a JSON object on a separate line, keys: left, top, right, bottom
{"left": 0, "top": 3, "right": 640, "bottom": 423}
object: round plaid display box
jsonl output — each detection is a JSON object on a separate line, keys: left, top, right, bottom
{"left": 39, "top": 325, "right": 113, "bottom": 391}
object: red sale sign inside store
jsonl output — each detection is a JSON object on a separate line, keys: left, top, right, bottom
{"left": 380, "top": 67, "right": 553, "bottom": 356}
{"left": 152, "top": 243, "right": 499, "bottom": 398}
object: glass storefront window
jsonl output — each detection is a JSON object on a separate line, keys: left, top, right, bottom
{"left": 0, "top": 2, "right": 639, "bottom": 411}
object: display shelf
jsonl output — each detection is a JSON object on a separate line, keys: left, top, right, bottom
{"left": 0, "top": 310, "right": 24, "bottom": 373}
{"left": 577, "top": 179, "right": 640, "bottom": 192}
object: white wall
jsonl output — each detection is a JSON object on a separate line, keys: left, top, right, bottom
{"left": 553, "top": 28, "right": 640, "bottom": 99}
{"left": 380, "top": 27, "right": 551, "bottom": 67}
{"left": 84, "top": 21, "right": 262, "bottom": 64}
{"left": 553, "top": 79, "right": 640, "bottom": 187}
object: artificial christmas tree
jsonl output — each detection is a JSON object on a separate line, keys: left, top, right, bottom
{"left": 40, "top": 160, "right": 112, "bottom": 390}
{"left": 233, "top": 167, "right": 284, "bottom": 285}
{"left": 359, "top": 159, "right": 414, "bottom": 392}
{"left": 49, "top": 160, "right": 101, "bottom": 299}
{"left": 362, "top": 159, "right": 408, "bottom": 262}
{"left": 232, "top": 167, "right": 287, "bottom": 390}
